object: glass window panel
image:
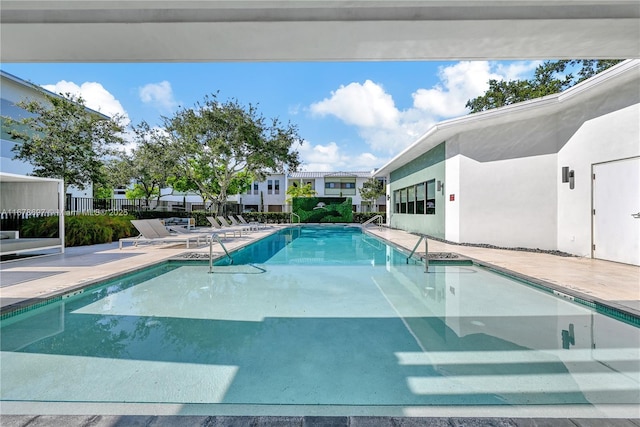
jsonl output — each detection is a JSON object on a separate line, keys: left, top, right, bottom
{"left": 407, "top": 186, "right": 415, "bottom": 214}
{"left": 394, "top": 190, "right": 400, "bottom": 213}
{"left": 426, "top": 180, "right": 435, "bottom": 199}
{"left": 416, "top": 183, "right": 425, "bottom": 200}
{"left": 426, "top": 179, "right": 436, "bottom": 215}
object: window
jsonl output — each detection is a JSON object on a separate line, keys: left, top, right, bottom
{"left": 274, "top": 179, "right": 280, "bottom": 195}
{"left": 426, "top": 179, "right": 436, "bottom": 214}
{"left": 416, "top": 183, "right": 425, "bottom": 214}
{"left": 253, "top": 182, "right": 258, "bottom": 195}
{"left": 407, "top": 186, "right": 415, "bottom": 214}
{"left": 268, "top": 180, "right": 273, "bottom": 195}
{"left": 393, "top": 190, "right": 400, "bottom": 213}
{"left": 393, "top": 180, "right": 435, "bottom": 215}
{"left": 400, "top": 189, "right": 407, "bottom": 213}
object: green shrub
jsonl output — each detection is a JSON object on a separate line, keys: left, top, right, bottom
{"left": 241, "top": 212, "right": 291, "bottom": 224}
{"left": 21, "top": 215, "right": 137, "bottom": 247}
{"left": 292, "top": 197, "right": 354, "bottom": 223}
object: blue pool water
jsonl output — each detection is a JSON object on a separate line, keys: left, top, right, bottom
{"left": 1, "top": 225, "right": 638, "bottom": 409}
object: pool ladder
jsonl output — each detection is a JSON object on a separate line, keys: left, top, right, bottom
{"left": 362, "top": 214, "right": 383, "bottom": 228}
{"left": 290, "top": 212, "right": 301, "bottom": 224}
{"left": 209, "top": 233, "right": 233, "bottom": 273}
{"left": 407, "top": 234, "right": 429, "bottom": 272}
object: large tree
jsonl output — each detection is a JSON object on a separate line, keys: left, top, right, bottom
{"left": 164, "top": 94, "right": 302, "bottom": 214}
{"left": 466, "top": 60, "right": 623, "bottom": 113}
{"left": 105, "top": 122, "right": 176, "bottom": 208}
{"left": 358, "top": 178, "right": 386, "bottom": 212}
{"left": 3, "top": 90, "right": 125, "bottom": 194}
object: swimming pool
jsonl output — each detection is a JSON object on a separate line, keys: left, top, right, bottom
{"left": 1, "top": 225, "right": 638, "bottom": 414}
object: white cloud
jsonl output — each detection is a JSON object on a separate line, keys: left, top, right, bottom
{"left": 139, "top": 81, "right": 178, "bottom": 112}
{"left": 411, "top": 61, "right": 503, "bottom": 118}
{"left": 43, "top": 80, "right": 129, "bottom": 125}
{"left": 292, "top": 140, "right": 386, "bottom": 172}
{"left": 308, "top": 61, "right": 540, "bottom": 155}
{"left": 496, "top": 60, "right": 543, "bottom": 81}
{"left": 310, "top": 80, "right": 399, "bottom": 129}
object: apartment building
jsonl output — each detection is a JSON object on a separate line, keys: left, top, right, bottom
{"left": 233, "top": 171, "right": 386, "bottom": 213}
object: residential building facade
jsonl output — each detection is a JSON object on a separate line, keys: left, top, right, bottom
{"left": 233, "top": 171, "right": 386, "bottom": 213}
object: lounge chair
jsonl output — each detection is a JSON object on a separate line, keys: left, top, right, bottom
{"left": 166, "top": 223, "right": 219, "bottom": 240}
{"left": 237, "top": 214, "right": 269, "bottom": 230}
{"left": 119, "top": 219, "right": 209, "bottom": 249}
{"left": 206, "top": 216, "right": 243, "bottom": 238}
{"left": 228, "top": 215, "right": 258, "bottom": 232}
{"left": 217, "top": 216, "right": 252, "bottom": 234}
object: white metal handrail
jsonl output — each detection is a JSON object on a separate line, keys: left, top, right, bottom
{"left": 290, "top": 212, "right": 301, "bottom": 224}
{"left": 362, "top": 214, "right": 383, "bottom": 227}
{"left": 407, "top": 234, "right": 429, "bottom": 272}
{"left": 209, "top": 233, "right": 233, "bottom": 273}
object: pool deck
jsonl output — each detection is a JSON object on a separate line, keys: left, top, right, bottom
{"left": 1, "top": 224, "right": 639, "bottom": 425}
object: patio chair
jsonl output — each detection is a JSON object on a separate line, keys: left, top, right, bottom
{"left": 206, "top": 216, "right": 243, "bottom": 238}
{"left": 217, "top": 216, "right": 252, "bottom": 235}
{"left": 165, "top": 223, "right": 219, "bottom": 239}
{"left": 119, "top": 219, "right": 209, "bottom": 249}
{"left": 228, "top": 215, "right": 258, "bottom": 232}
{"left": 237, "top": 214, "right": 269, "bottom": 230}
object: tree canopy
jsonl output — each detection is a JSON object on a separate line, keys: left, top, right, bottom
{"left": 105, "top": 122, "right": 176, "bottom": 207}
{"left": 358, "top": 178, "right": 385, "bottom": 211}
{"left": 286, "top": 182, "right": 317, "bottom": 202}
{"left": 164, "top": 94, "right": 302, "bottom": 213}
{"left": 466, "top": 60, "right": 623, "bottom": 113}
{"left": 3, "top": 90, "right": 125, "bottom": 194}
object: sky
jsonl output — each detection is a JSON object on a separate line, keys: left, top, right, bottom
{"left": 2, "top": 60, "right": 541, "bottom": 172}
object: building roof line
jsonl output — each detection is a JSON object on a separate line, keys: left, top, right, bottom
{"left": 374, "top": 59, "right": 639, "bottom": 177}
{"left": 0, "top": 69, "right": 110, "bottom": 119}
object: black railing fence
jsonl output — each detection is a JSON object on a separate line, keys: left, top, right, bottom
{"left": 63, "top": 197, "right": 212, "bottom": 213}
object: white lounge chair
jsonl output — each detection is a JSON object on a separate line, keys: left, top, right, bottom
{"left": 228, "top": 215, "right": 258, "bottom": 232}
{"left": 119, "top": 219, "right": 209, "bottom": 249}
{"left": 206, "top": 216, "right": 243, "bottom": 238}
{"left": 237, "top": 214, "right": 269, "bottom": 230}
{"left": 217, "top": 216, "right": 251, "bottom": 235}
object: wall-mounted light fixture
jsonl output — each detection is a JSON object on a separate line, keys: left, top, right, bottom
{"left": 561, "top": 166, "right": 575, "bottom": 189}
{"left": 387, "top": 194, "right": 390, "bottom": 201}
{"left": 437, "top": 180, "right": 444, "bottom": 194}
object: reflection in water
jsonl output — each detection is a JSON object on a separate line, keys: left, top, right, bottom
{"left": 1, "top": 226, "right": 638, "bottom": 406}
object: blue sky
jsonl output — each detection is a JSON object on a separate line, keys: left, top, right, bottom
{"left": 2, "top": 61, "right": 540, "bottom": 172}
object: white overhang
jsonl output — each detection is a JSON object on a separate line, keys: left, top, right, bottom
{"left": 1, "top": 1, "right": 639, "bottom": 62}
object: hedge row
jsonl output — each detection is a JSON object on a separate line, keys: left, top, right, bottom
{"left": 21, "top": 215, "right": 137, "bottom": 247}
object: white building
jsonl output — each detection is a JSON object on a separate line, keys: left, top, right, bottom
{"left": 234, "top": 171, "right": 386, "bottom": 213}
{"left": 374, "top": 60, "right": 640, "bottom": 266}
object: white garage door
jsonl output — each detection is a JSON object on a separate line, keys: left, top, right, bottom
{"left": 593, "top": 157, "right": 640, "bottom": 266}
